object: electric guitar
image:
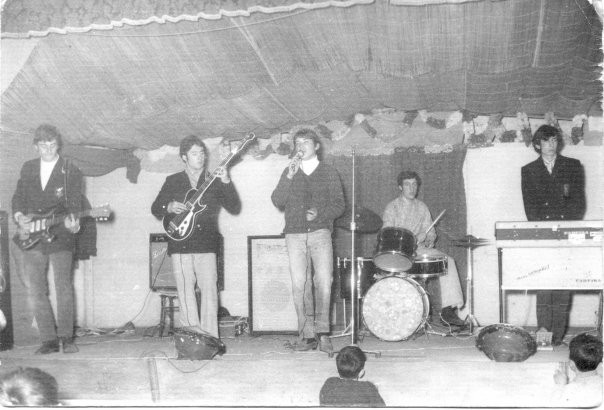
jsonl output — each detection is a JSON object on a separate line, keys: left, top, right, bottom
{"left": 163, "top": 133, "right": 256, "bottom": 241}
{"left": 13, "top": 204, "right": 112, "bottom": 250}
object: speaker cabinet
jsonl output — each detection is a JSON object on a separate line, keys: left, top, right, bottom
{"left": 247, "top": 235, "right": 297, "bottom": 335}
{"left": 149, "top": 233, "right": 224, "bottom": 291}
{"left": 0, "top": 211, "right": 14, "bottom": 350}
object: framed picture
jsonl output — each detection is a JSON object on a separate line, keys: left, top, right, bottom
{"left": 247, "top": 235, "right": 297, "bottom": 335}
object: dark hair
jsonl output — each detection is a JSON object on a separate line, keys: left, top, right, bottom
{"left": 0, "top": 367, "right": 59, "bottom": 406}
{"left": 531, "top": 125, "right": 564, "bottom": 154}
{"left": 569, "top": 333, "right": 603, "bottom": 372}
{"left": 179, "top": 135, "right": 206, "bottom": 159}
{"left": 397, "top": 170, "right": 421, "bottom": 188}
{"left": 293, "top": 128, "right": 321, "bottom": 146}
{"left": 33, "top": 124, "right": 63, "bottom": 149}
{"left": 336, "top": 345, "right": 366, "bottom": 379}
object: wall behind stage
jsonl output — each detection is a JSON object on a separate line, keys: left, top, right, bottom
{"left": 83, "top": 143, "right": 601, "bottom": 330}
{"left": 84, "top": 155, "right": 290, "bottom": 328}
{"left": 464, "top": 144, "right": 603, "bottom": 328}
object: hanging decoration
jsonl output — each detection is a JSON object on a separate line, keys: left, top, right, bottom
{"left": 516, "top": 112, "right": 532, "bottom": 146}
{"left": 402, "top": 110, "right": 419, "bottom": 127}
{"left": 419, "top": 110, "right": 446, "bottom": 129}
{"left": 571, "top": 114, "right": 588, "bottom": 145}
{"left": 483, "top": 114, "right": 506, "bottom": 143}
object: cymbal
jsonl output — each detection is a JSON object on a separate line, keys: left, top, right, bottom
{"left": 452, "top": 234, "right": 491, "bottom": 248}
{"left": 335, "top": 206, "right": 383, "bottom": 233}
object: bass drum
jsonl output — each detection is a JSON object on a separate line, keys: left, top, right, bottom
{"left": 362, "top": 276, "right": 429, "bottom": 341}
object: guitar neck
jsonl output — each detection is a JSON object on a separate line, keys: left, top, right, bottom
{"left": 45, "top": 209, "right": 95, "bottom": 227}
{"left": 185, "top": 152, "right": 237, "bottom": 206}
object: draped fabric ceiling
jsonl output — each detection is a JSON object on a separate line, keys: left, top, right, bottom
{"left": 1, "top": 0, "right": 602, "bottom": 158}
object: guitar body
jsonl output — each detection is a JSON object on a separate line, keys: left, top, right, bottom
{"left": 161, "top": 132, "right": 256, "bottom": 242}
{"left": 13, "top": 205, "right": 112, "bottom": 251}
{"left": 13, "top": 210, "right": 58, "bottom": 250}
{"left": 162, "top": 188, "right": 208, "bottom": 241}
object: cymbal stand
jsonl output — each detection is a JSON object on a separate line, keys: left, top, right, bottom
{"left": 329, "top": 149, "right": 379, "bottom": 357}
{"left": 463, "top": 243, "right": 480, "bottom": 334}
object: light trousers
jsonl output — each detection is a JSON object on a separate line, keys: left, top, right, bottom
{"left": 285, "top": 229, "right": 334, "bottom": 339}
{"left": 171, "top": 253, "right": 219, "bottom": 338}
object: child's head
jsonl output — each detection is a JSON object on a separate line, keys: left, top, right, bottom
{"left": 336, "top": 345, "right": 366, "bottom": 379}
{"left": 0, "top": 367, "right": 59, "bottom": 406}
{"left": 569, "top": 333, "right": 602, "bottom": 372}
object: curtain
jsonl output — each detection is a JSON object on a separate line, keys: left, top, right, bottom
{"left": 328, "top": 146, "right": 468, "bottom": 298}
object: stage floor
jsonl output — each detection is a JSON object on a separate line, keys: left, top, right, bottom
{"left": 0, "top": 324, "right": 600, "bottom": 407}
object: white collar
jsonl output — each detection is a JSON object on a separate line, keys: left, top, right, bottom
{"left": 300, "top": 156, "right": 319, "bottom": 175}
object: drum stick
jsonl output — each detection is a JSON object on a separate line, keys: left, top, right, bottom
{"left": 424, "top": 209, "right": 446, "bottom": 235}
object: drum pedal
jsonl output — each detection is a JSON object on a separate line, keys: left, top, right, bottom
{"left": 535, "top": 330, "right": 553, "bottom": 350}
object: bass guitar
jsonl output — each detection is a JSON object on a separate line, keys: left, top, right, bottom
{"left": 14, "top": 204, "right": 112, "bottom": 250}
{"left": 163, "top": 133, "right": 256, "bottom": 241}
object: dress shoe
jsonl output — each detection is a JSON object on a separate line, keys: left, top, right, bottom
{"left": 35, "top": 339, "right": 60, "bottom": 355}
{"left": 60, "top": 337, "right": 79, "bottom": 354}
{"left": 290, "top": 338, "right": 318, "bottom": 351}
{"left": 440, "top": 306, "right": 467, "bottom": 327}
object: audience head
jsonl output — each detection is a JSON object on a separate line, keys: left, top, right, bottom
{"left": 0, "top": 367, "right": 59, "bottom": 406}
{"left": 532, "top": 124, "right": 564, "bottom": 154}
{"left": 569, "top": 333, "right": 603, "bottom": 372}
{"left": 336, "top": 345, "right": 367, "bottom": 379}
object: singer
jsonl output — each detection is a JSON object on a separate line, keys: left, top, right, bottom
{"left": 521, "top": 124, "right": 586, "bottom": 346}
{"left": 271, "top": 129, "right": 345, "bottom": 352}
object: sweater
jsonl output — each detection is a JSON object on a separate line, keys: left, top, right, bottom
{"left": 271, "top": 161, "right": 345, "bottom": 234}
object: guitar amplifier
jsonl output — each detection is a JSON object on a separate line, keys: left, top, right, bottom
{"left": 149, "top": 233, "right": 224, "bottom": 291}
{"left": 0, "top": 211, "right": 14, "bottom": 350}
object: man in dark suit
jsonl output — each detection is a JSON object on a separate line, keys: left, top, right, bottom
{"left": 151, "top": 135, "right": 240, "bottom": 338}
{"left": 521, "top": 124, "right": 586, "bottom": 346}
{"left": 12, "top": 124, "right": 83, "bottom": 354}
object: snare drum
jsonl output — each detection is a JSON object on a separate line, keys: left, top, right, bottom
{"left": 362, "top": 276, "right": 430, "bottom": 341}
{"left": 337, "top": 257, "right": 377, "bottom": 299}
{"left": 373, "top": 227, "right": 416, "bottom": 272}
{"left": 406, "top": 248, "right": 448, "bottom": 279}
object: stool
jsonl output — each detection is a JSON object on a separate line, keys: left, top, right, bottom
{"left": 159, "top": 291, "right": 179, "bottom": 337}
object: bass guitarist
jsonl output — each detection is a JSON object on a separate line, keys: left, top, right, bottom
{"left": 151, "top": 135, "right": 241, "bottom": 338}
{"left": 12, "top": 124, "right": 83, "bottom": 354}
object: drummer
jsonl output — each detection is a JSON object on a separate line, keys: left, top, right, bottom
{"left": 382, "top": 170, "right": 466, "bottom": 328}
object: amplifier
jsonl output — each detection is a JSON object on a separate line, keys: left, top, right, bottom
{"left": 149, "top": 233, "right": 224, "bottom": 291}
{"left": 0, "top": 211, "right": 14, "bottom": 350}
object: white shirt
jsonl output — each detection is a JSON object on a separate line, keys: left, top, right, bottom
{"left": 40, "top": 157, "right": 59, "bottom": 190}
{"left": 300, "top": 156, "right": 319, "bottom": 175}
{"left": 543, "top": 155, "right": 556, "bottom": 174}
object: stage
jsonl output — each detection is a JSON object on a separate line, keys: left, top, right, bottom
{"left": 0, "top": 323, "right": 599, "bottom": 407}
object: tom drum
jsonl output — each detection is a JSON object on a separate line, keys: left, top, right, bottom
{"left": 373, "top": 227, "right": 416, "bottom": 273}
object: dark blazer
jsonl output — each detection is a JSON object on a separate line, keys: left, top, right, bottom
{"left": 521, "top": 154, "right": 585, "bottom": 221}
{"left": 151, "top": 171, "right": 241, "bottom": 254}
{"left": 12, "top": 157, "right": 83, "bottom": 254}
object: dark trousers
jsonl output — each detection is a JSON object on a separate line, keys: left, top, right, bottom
{"left": 536, "top": 290, "right": 571, "bottom": 341}
{"left": 25, "top": 250, "right": 75, "bottom": 342}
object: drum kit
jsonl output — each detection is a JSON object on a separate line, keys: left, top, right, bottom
{"left": 331, "top": 149, "right": 490, "bottom": 350}
{"left": 336, "top": 226, "right": 449, "bottom": 342}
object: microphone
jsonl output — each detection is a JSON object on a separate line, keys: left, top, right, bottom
{"left": 294, "top": 150, "right": 304, "bottom": 159}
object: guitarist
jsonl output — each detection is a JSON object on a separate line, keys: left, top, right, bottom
{"left": 151, "top": 135, "right": 241, "bottom": 338}
{"left": 12, "top": 124, "right": 83, "bottom": 354}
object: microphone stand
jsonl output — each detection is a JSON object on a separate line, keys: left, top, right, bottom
{"left": 329, "top": 148, "right": 380, "bottom": 358}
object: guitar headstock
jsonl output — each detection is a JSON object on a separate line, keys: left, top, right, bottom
{"left": 90, "top": 204, "right": 112, "bottom": 221}
{"left": 233, "top": 133, "right": 256, "bottom": 153}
